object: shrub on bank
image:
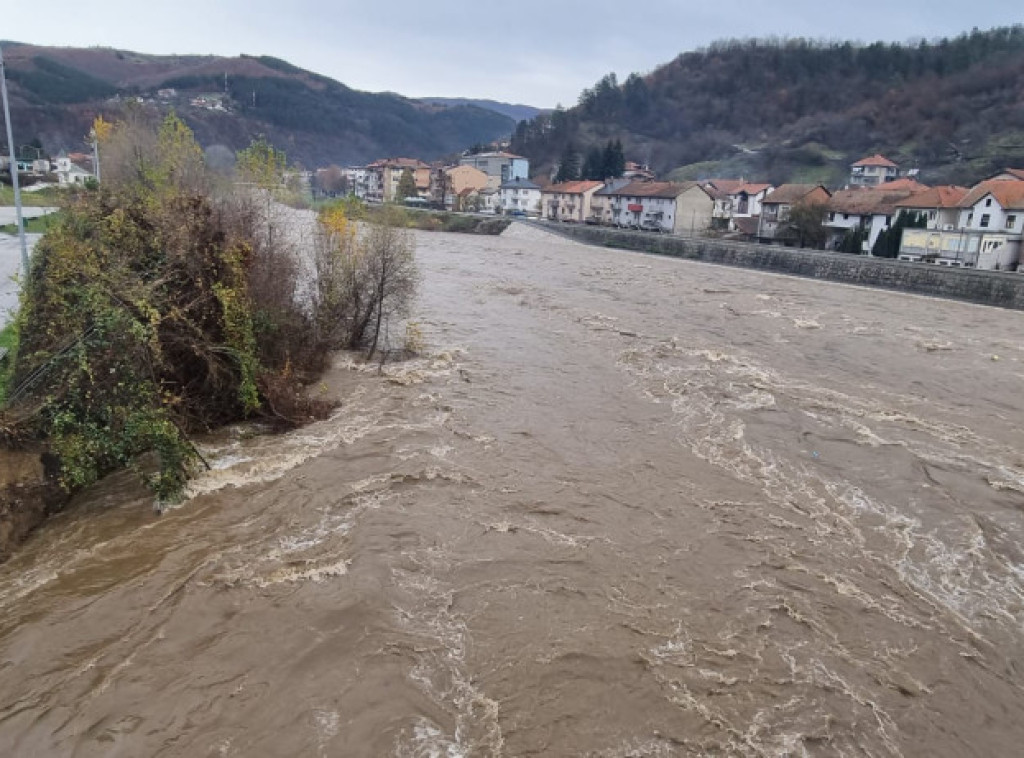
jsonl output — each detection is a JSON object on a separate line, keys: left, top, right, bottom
{"left": 1, "top": 113, "right": 416, "bottom": 503}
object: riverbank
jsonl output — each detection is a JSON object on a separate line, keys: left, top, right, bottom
{"left": 536, "top": 221, "right": 1024, "bottom": 309}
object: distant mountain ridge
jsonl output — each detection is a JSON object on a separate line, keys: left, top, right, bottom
{"left": 1, "top": 43, "right": 517, "bottom": 168}
{"left": 510, "top": 25, "right": 1024, "bottom": 187}
{"left": 421, "top": 98, "right": 546, "bottom": 124}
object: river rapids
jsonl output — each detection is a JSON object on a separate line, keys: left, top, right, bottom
{"left": 1, "top": 222, "right": 1023, "bottom": 756}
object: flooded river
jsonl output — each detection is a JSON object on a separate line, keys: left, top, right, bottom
{"left": 1, "top": 223, "right": 1023, "bottom": 756}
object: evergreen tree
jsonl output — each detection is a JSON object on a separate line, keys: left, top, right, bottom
{"left": 582, "top": 146, "right": 604, "bottom": 180}
{"left": 871, "top": 211, "right": 926, "bottom": 257}
{"left": 603, "top": 139, "right": 626, "bottom": 178}
{"left": 555, "top": 142, "right": 580, "bottom": 183}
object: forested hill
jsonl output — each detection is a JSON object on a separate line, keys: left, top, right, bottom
{"left": 2, "top": 44, "right": 516, "bottom": 167}
{"left": 511, "top": 26, "right": 1024, "bottom": 186}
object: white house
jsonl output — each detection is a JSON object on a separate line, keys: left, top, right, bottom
{"left": 600, "top": 181, "right": 714, "bottom": 235}
{"left": 824, "top": 184, "right": 921, "bottom": 253}
{"left": 705, "top": 179, "right": 774, "bottom": 230}
{"left": 458, "top": 152, "right": 529, "bottom": 190}
{"left": 849, "top": 154, "right": 899, "bottom": 187}
{"left": 54, "top": 150, "right": 94, "bottom": 186}
{"left": 541, "top": 180, "right": 604, "bottom": 223}
{"left": 894, "top": 186, "right": 968, "bottom": 231}
{"left": 898, "top": 180, "right": 1024, "bottom": 269}
{"left": 498, "top": 178, "right": 541, "bottom": 216}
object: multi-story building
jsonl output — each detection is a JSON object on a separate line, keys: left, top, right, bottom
{"left": 498, "top": 178, "right": 542, "bottom": 216}
{"left": 458, "top": 152, "right": 529, "bottom": 190}
{"left": 598, "top": 181, "right": 714, "bottom": 234}
{"left": 540, "top": 181, "right": 604, "bottom": 223}
{"left": 849, "top": 154, "right": 899, "bottom": 187}
{"left": 757, "top": 184, "right": 832, "bottom": 243}
{"left": 898, "top": 179, "right": 1024, "bottom": 269}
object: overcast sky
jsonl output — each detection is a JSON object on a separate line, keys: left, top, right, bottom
{"left": 7, "top": 1, "right": 1022, "bottom": 108}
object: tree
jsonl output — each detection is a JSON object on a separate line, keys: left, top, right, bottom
{"left": 555, "top": 142, "right": 580, "bottom": 183}
{"left": 871, "top": 210, "right": 926, "bottom": 257}
{"left": 362, "top": 206, "right": 418, "bottom": 359}
{"left": 581, "top": 146, "right": 604, "bottom": 180}
{"left": 396, "top": 168, "right": 417, "bottom": 201}
{"left": 317, "top": 164, "right": 347, "bottom": 196}
{"left": 837, "top": 225, "right": 867, "bottom": 254}
{"left": 236, "top": 136, "right": 287, "bottom": 190}
{"left": 785, "top": 202, "right": 829, "bottom": 248}
{"left": 603, "top": 139, "right": 626, "bottom": 178}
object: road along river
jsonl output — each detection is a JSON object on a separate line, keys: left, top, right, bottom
{"left": 1, "top": 222, "right": 1023, "bottom": 756}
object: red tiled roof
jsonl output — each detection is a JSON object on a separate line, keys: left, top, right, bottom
{"left": 735, "top": 182, "right": 772, "bottom": 195}
{"left": 733, "top": 216, "right": 761, "bottom": 236}
{"left": 879, "top": 178, "right": 929, "bottom": 192}
{"left": 959, "top": 180, "right": 1024, "bottom": 211}
{"left": 605, "top": 180, "right": 704, "bottom": 199}
{"left": 762, "top": 184, "right": 830, "bottom": 205}
{"left": 828, "top": 187, "right": 914, "bottom": 216}
{"left": 543, "top": 180, "right": 604, "bottom": 195}
{"left": 895, "top": 185, "right": 968, "bottom": 210}
{"left": 707, "top": 179, "right": 745, "bottom": 194}
{"left": 852, "top": 154, "right": 898, "bottom": 168}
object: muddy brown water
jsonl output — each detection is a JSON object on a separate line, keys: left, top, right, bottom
{"left": 1, "top": 222, "right": 1023, "bottom": 757}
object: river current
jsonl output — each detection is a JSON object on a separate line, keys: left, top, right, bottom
{"left": 1, "top": 222, "right": 1023, "bottom": 756}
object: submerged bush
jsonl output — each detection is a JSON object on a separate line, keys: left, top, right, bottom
{"left": 1, "top": 113, "right": 336, "bottom": 500}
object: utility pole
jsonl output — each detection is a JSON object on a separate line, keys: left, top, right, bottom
{"left": 0, "top": 43, "right": 29, "bottom": 277}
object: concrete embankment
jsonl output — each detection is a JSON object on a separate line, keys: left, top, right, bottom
{"left": 534, "top": 222, "right": 1024, "bottom": 310}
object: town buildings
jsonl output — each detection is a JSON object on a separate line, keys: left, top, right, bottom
{"left": 498, "top": 178, "right": 542, "bottom": 216}
{"left": 458, "top": 152, "right": 529, "bottom": 189}
{"left": 757, "top": 184, "right": 832, "bottom": 243}
{"left": 540, "top": 181, "right": 604, "bottom": 223}
{"left": 849, "top": 154, "right": 900, "bottom": 187}
{"left": 593, "top": 181, "right": 714, "bottom": 234}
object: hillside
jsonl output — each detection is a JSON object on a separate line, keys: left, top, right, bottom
{"left": 1, "top": 44, "right": 516, "bottom": 167}
{"left": 421, "top": 98, "right": 545, "bottom": 124}
{"left": 511, "top": 26, "right": 1024, "bottom": 186}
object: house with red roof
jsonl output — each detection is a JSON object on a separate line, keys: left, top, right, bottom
{"left": 704, "top": 179, "right": 774, "bottom": 230}
{"left": 598, "top": 181, "right": 714, "bottom": 234}
{"left": 757, "top": 184, "right": 831, "bottom": 243}
{"left": 540, "top": 180, "right": 605, "bottom": 223}
{"left": 898, "top": 180, "right": 1024, "bottom": 269}
{"left": 849, "top": 154, "right": 899, "bottom": 187}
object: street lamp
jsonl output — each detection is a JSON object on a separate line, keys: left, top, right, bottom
{"left": 0, "top": 43, "right": 29, "bottom": 276}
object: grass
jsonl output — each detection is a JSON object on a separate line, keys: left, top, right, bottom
{"left": 0, "top": 184, "right": 64, "bottom": 207}
{"left": 0, "top": 321, "right": 17, "bottom": 406}
{"left": 362, "top": 205, "right": 512, "bottom": 235}
{"left": 0, "top": 211, "right": 61, "bottom": 235}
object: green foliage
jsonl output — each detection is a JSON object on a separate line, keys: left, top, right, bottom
{"left": 6, "top": 56, "right": 116, "bottom": 104}
{"left": 0, "top": 211, "right": 61, "bottom": 235}
{"left": 555, "top": 142, "right": 580, "bottom": 183}
{"left": 871, "top": 211, "right": 927, "bottom": 258}
{"left": 236, "top": 137, "right": 287, "bottom": 188}
{"left": 785, "top": 202, "right": 829, "bottom": 248}
{"left": 837, "top": 225, "right": 867, "bottom": 255}
{"left": 0, "top": 322, "right": 19, "bottom": 406}
{"left": 396, "top": 168, "right": 418, "bottom": 200}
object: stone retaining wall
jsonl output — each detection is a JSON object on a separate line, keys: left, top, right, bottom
{"left": 535, "top": 223, "right": 1024, "bottom": 310}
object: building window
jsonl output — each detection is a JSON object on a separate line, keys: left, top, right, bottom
{"left": 980, "top": 214, "right": 990, "bottom": 228}
{"left": 1007, "top": 215, "right": 1017, "bottom": 229}
{"left": 985, "top": 198, "right": 992, "bottom": 207}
